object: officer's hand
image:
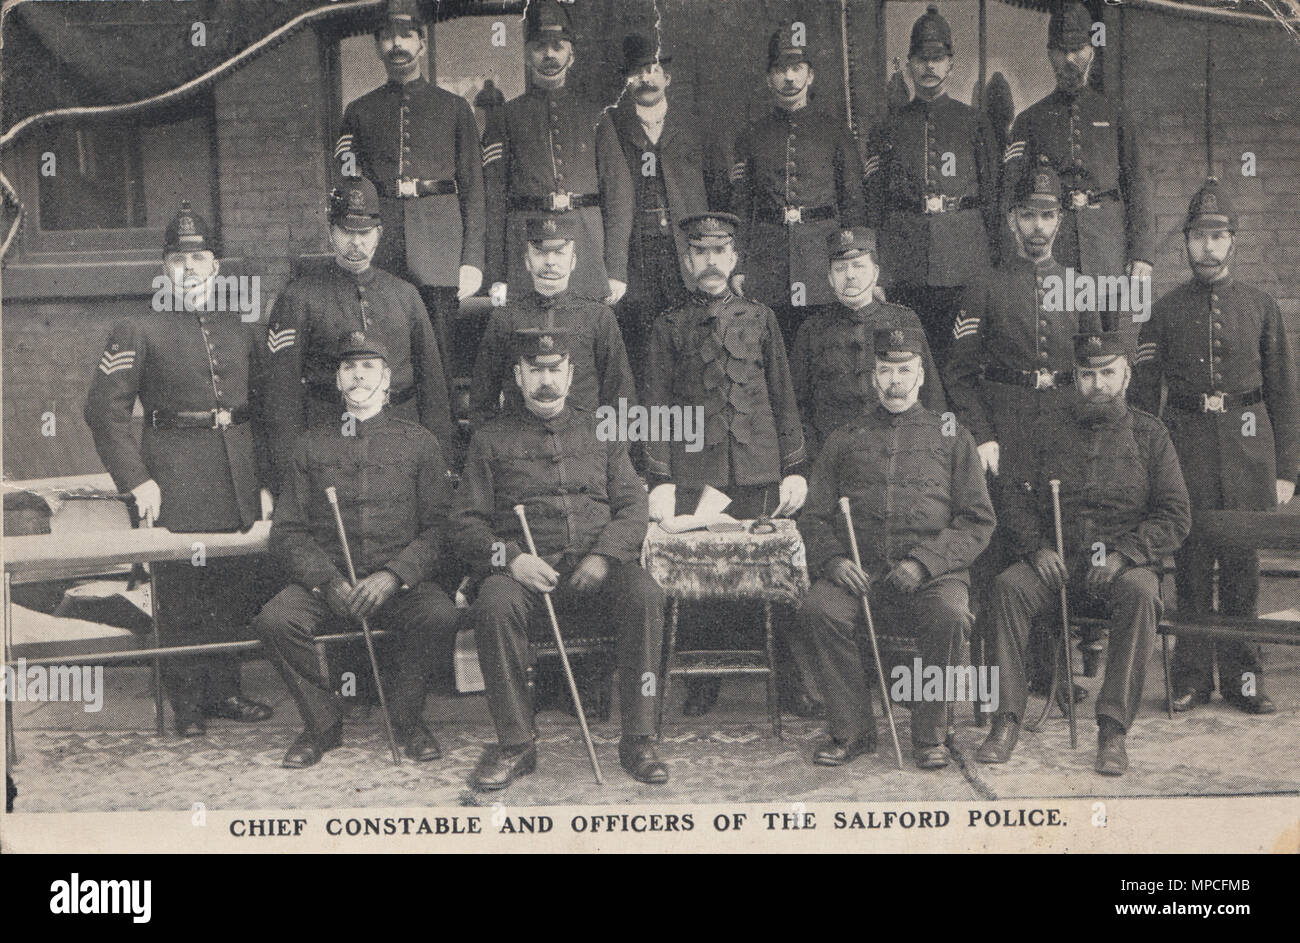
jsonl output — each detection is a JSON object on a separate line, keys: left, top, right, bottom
{"left": 568, "top": 554, "right": 610, "bottom": 593}
{"left": 1085, "top": 553, "right": 1126, "bottom": 592}
{"left": 458, "top": 265, "right": 483, "bottom": 301}
{"left": 1031, "top": 548, "right": 1067, "bottom": 592}
{"left": 509, "top": 553, "right": 559, "bottom": 593}
{"left": 977, "top": 441, "right": 1000, "bottom": 476}
{"left": 1277, "top": 479, "right": 1296, "bottom": 506}
{"left": 1127, "top": 260, "right": 1153, "bottom": 281}
{"left": 259, "top": 488, "right": 274, "bottom": 521}
{"left": 349, "top": 570, "right": 400, "bottom": 620}
{"left": 776, "top": 475, "right": 808, "bottom": 516}
{"left": 648, "top": 483, "right": 676, "bottom": 522}
{"left": 130, "top": 479, "right": 162, "bottom": 526}
{"left": 490, "top": 282, "right": 509, "bottom": 307}
{"left": 827, "top": 557, "right": 872, "bottom": 597}
{"left": 884, "top": 558, "right": 926, "bottom": 594}
{"left": 605, "top": 279, "right": 628, "bottom": 306}
{"left": 325, "top": 578, "right": 354, "bottom": 620}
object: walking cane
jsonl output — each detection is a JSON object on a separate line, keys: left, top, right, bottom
{"left": 325, "top": 487, "right": 401, "bottom": 765}
{"left": 1050, "top": 480, "right": 1079, "bottom": 749}
{"left": 839, "top": 497, "right": 905, "bottom": 770}
{"left": 513, "top": 505, "right": 604, "bottom": 785}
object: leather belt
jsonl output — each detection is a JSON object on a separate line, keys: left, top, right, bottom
{"left": 1167, "top": 386, "right": 1263, "bottom": 414}
{"left": 894, "top": 194, "right": 980, "bottom": 215}
{"left": 1064, "top": 187, "right": 1120, "bottom": 210}
{"left": 388, "top": 177, "right": 459, "bottom": 199}
{"left": 756, "top": 203, "right": 837, "bottom": 225}
{"left": 309, "top": 383, "right": 417, "bottom": 407}
{"left": 151, "top": 405, "right": 250, "bottom": 429}
{"left": 511, "top": 192, "right": 601, "bottom": 212}
{"left": 982, "top": 365, "right": 1075, "bottom": 390}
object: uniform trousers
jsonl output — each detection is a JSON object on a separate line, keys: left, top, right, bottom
{"left": 988, "top": 562, "right": 1160, "bottom": 730}
{"left": 798, "top": 576, "right": 970, "bottom": 747}
{"left": 153, "top": 556, "right": 281, "bottom": 721}
{"left": 470, "top": 561, "right": 663, "bottom": 747}
{"left": 1171, "top": 540, "right": 1263, "bottom": 697}
{"left": 254, "top": 582, "right": 459, "bottom": 738}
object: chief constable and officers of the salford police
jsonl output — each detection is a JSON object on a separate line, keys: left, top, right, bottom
{"left": 86, "top": 201, "right": 277, "bottom": 738}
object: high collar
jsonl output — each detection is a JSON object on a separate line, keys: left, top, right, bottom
{"left": 528, "top": 83, "right": 570, "bottom": 100}
{"left": 532, "top": 287, "right": 570, "bottom": 309}
{"left": 1010, "top": 253, "right": 1063, "bottom": 276}
{"left": 875, "top": 400, "right": 925, "bottom": 423}
{"left": 347, "top": 410, "right": 390, "bottom": 435}
{"left": 333, "top": 262, "right": 377, "bottom": 286}
{"left": 1191, "top": 272, "right": 1233, "bottom": 292}
{"left": 385, "top": 75, "right": 426, "bottom": 92}
{"left": 836, "top": 298, "right": 879, "bottom": 323}
{"left": 521, "top": 403, "right": 572, "bottom": 432}
{"left": 1051, "top": 83, "right": 1092, "bottom": 106}
{"left": 693, "top": 287, "right": 736, "bottom": 313}
{"left": 908, "top": 91, "right": 948, "bottom": 111}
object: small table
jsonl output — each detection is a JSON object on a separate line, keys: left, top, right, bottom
{"left": 643, "top": 519, "right": 810, "bottom": 739}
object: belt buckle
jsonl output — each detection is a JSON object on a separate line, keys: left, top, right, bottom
{"left": 924, "top": 194, "right": 945, "bottom": 215}
{"left": 396, "top": 177, "right": 418, "bottom": 199}
{"left": 213, "top": 408, "right": 233, "bottom": 429}
{"left": 548, "top": 192, "right": 572, "bottom": 211}
{"left": 1202, "top": 393, "right": 1226, "bottom": 414}
{"left": 1035, "top": 369, "right": 1056, "bottom": 390}
{"left": 1068, "top": 190, "right": 1090, "bottom": 210}
{"left": 783, "top": 205, "right": 802, "bottom": 225}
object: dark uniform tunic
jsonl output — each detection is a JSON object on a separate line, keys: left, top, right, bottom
{"left": 85, "top": 311, "right": 276, "bottom": 717}
{"left": 1133, "top": 276, "right": 1299, "bottom": 696}
{"left": 1001, "top": 86, "right": 1151, "bottom": 344}
{"left": 452, "top": 405, "right": 661, "bottom": 746}
{"left": 790, "top": 299, "right": 947, "bottom": 463}
{"left": 729, "top": 105, "right": 866, "bottom": 341}
{"left": 468, "top": 289, "right": 636, "bottom": 430}
{"left": 643, "top": 289, "right": 806, "bottom": 492}
{"left": 864, "top": 93, "right": 1000, "bottom": 364}
{"left": 991, "top": 402, "right": 1190, "bottom": 729}
{"left": 945, "top": 255, "right": 1102, "bottom": 466}
{"left": 611, "top": 100, "right": 711, "bottom": 376}
{"left": 797, "top": 403, "right": 995, "bottom": 747}
{"left": 263, "top": 264, "right": 455, "bottom": 481}
{"left": 482, "top": 86, "right": 634, "bottom": 302}
{"left": 336, "top": 77, "right": 487, "bottom": 377}
{"left": 254, "top": 413, "right": 459, "bottom": 737}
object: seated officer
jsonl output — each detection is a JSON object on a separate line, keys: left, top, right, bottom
{"left": 469, "top": 212, "right": 636, "bottom": 430}
{"left": 978, "top": 331, "right": 1190, "bottom": 775}
{"left": 454, "top": 327, "right": 668, "bottom": 789}
{"left": 797, "top": 327, "right": 994, "bottom": 769}
{"left": 254, "top": 331, "right": 460, "bottom": 768}
{"left": 790, "top": 226, "right": 947, "bottom": 462}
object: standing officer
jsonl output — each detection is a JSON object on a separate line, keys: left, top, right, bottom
{"left": 863, "top": 4, "right": 1000, "bottom": 366}
{"left": 1133, "top": 179, "right": 1298, "bottom": 715}
{"left": 263, "top": 177, "right": 455, "bottom": 482}
{"left": 1000, "top": 0, "right": 1152, "bottom": 346}
{"left": 643, "top": 212, "right": 809, "bottom": 717}
{"left": 611, "top": 33, "right": 711, "bottom": 381}
{"left": 454, "top": 327, "right": 668, "bottom": 789}
{"left": 980, "top": 331, "right": 1190, "bottom": 775}
{"left": 255, "top": 331, "right": 460, "bottom": 768}
{"left": 469, "top": 214, "right": 636, "bottom": 430}
{"left": 729, "top": 22, "right": 866, "bottom": 349}
{"left": 85, "top": 200, "right": 275, "bottom": 737}
{"left": 481, "top": 0, "right": 633, "bottom": 306}
{"left": 797, "top": 327, "right": 994, "bottom": 769}
{"left": 334, "top": 0, "right": 486, "bottom": 383}
{"left": 791, "top": 226, "right": 946, "bottom": 463}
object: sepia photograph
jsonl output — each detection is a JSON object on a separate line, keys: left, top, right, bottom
{"left": 0, "top": 0, "right": 1296, "bottom": 858}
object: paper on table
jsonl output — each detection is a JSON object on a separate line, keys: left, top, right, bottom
{"left": 657, "top": 484, "right": 735, "bottom": 533}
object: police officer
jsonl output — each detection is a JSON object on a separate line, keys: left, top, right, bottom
{"left": 980, "top": 331, "right": 1190, "bottom": 775}
{"left": 469, "top": 214, "right": 636, "bottom": 430}
{"left": 797, "top": 327, "right": 995, "bottom": 769}
{"left": 730, "top": 22, "right": 867, "bottom": 349}
{"left": 263, "top": 177, "right": 455, "bottom": 480}
{"left": 1133, "top": 179, "right": 1298, "bottom": 715}
{"left": 481, "top": 0, "right": 634, "bottom": 306}
{"left": 864, "top": 4, "right": 1000, "bottom": 366}
{"left": 334, "top": 0, "right": 486, "bottom": 382}
{"left": 85, "top": 201, "right": 276, "bottom": 737}
{"left": 454, "top": 327, "right": 668, "bottom": 789}
{"left": 611, "top": 33, "right": 712, "bottom": 383}
{"left": 1000, "top": 1, "right": 1152, "bottom": 345}
{"left": 791, "top": 226, "right": 947, "bottom": 463}
{"left": 254, "top": 331, "right": 460, "bottom": 768}
{"left": 643, "top": 212, "right": 809, "bottom": 717}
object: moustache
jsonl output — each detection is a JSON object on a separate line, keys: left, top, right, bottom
{"left": 699, "top": 268, "right": 725, "bottom": 281}
{"left": 531, "top": 389, "right": 561, "bottom": 401}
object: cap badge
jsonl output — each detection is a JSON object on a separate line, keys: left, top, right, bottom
{"left": 840, "top": 230, "right": 854, "bottom": 245}
{"left": 351, "top": 331, "right": 365, "bottom": 345}
{"left": 543, "top": 217, "right": 558, "bottom": 234}
{"left": 1035, "top": 173, "right": 1052, "bottom": 191}
{"left": 701, "top": 217, "right": 722, "bottom": 234}
{"left": 539, "top": 334, "right": 554, "bottom": 352}
{"left": 1201, "top": 193, "right": 1218, "bottom": 213}
{"left": 348, "top": 189, "right": 366, "bottom": 211}
{"left": 178, "top": 215, "right": 197, "bottom": 236}
{"left": 890, "top": 329, "right": 905, "bottom": 346}
{"left": 1088, "top": 335, "right": 1103, "bottom": 349}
